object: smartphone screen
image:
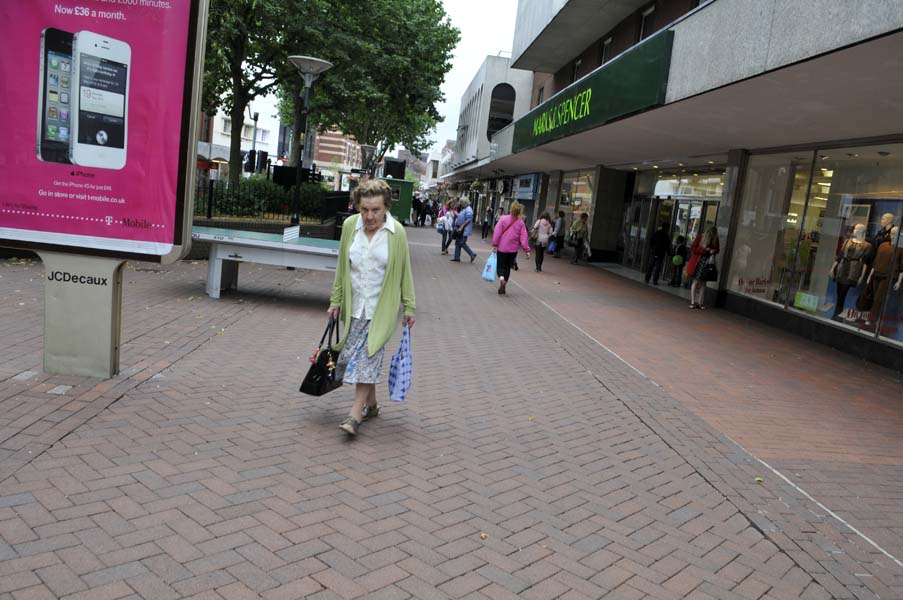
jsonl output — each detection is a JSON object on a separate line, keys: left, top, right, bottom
{"left": 76, "top": 53, "right": 127, "bottom": 148}
{"left": 38, "top": 28, "right": 73, "bottom": 162}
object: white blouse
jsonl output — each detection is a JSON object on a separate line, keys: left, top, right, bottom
{"left": 349, "top": 216, "right": 394, "bottom": 320}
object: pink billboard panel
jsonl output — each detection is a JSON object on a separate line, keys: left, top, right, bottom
{"left": 0, "top": 1, "right": 200, "bottom": 259}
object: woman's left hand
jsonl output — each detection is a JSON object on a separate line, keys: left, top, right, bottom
{"left": 402, "top": 315, "right": 415, "bottom": 329}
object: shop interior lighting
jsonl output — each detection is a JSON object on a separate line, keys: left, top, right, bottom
{"left": 846, "top": 153, "right": 860, "bottom": 158}
{"left": 819, "top": 155, "right": 830, "bottom": 160}
{"left": 707, "top": 160, "right": 715, "bottom": 164}
{"left": 820, "top": 169, "right": 834, "bottom": 176}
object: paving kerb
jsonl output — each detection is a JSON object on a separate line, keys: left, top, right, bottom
{"left": 0, "top": 228, "right": 898, "bottom": 599}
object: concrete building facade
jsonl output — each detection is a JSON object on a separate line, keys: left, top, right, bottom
{"left": 445, "top": 0, "right": 903, "bottom": 370}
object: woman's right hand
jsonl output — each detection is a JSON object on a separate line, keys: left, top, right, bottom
{"left": 327, "top": 305, "right": 340, "bottom": 321}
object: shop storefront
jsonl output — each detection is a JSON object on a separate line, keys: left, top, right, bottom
{"left": 622, "top": 170, "right": 725, "bottom": 279}
{"left": 729, "top": 141, "right": 903, "bottom": 347}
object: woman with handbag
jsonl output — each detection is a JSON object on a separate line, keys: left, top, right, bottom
{"left": 531, "top": 212, "right": 553, "bottom": 272}
{"left": 328, "top": 179, "right": 416, "bottom": 435}
{"left": 491, "top": 201, "right": 531, "bottom": 295}
{"left": 687, "top": 226, "right": 720, "bottom": 309}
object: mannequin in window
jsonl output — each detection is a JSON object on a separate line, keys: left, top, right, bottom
{"left": 865, "top": 226, "right": 903, "bottom": 322}
{"left": 830, "top": 223, "right": 871, "bottom": 320}
{"left": 875, "top": 212, "right": 896, "bottom": 246}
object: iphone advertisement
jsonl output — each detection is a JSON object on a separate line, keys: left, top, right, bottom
{"left": 0, "top": 2, "right": 205, "bottom": 260}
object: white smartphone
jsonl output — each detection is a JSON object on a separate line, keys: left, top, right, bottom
{"left": 69, "top": 31, "right": 130, "bottom": 170}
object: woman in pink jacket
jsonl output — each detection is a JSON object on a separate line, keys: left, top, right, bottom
{"left": 491, "top": 201, "right": 531, "bottom": 295}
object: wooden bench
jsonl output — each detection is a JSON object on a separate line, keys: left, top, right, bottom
{"left": 192, "top": 226, "right": 340, "bottom": 298}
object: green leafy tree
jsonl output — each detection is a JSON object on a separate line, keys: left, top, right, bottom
{"left": 277, "top": 0, "right": 459, "bottom": 175}
{"left": 204, "top": 0, "right": 299, "bottom": 188}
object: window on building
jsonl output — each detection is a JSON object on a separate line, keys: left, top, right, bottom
{"left": 242, "top": 124, "right": 254, "bottom": 139}
{"left": 572, "top": 58, "right": 582, "bottom": 83}
{"left": 537, "top": 86, "right": 545, "bottom": 105}
{"left": 487, "top": 83, "right": 516, "bottom": 141}
{"left": 601, "top": 38, "right": 613, "bottom": 64}
{"left": 222, "top": 118, "right": 231, "bottom": 134}
{"left": 639, "top": 5, "right": 655, "bottom": 40}
{"left": 729, "top": 143, "right": 903, "bottom": 346}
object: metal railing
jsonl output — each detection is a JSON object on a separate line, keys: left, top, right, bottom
{"left": 194, "top": 179, "right": 348, "bottom": 223}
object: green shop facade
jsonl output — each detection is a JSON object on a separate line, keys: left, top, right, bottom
{"left": 489, "top": 25, "right": 903, "bottom": 370}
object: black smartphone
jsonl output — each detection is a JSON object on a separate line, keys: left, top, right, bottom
{"left": 36, "top": 27, "right": 73, "bottom": 164}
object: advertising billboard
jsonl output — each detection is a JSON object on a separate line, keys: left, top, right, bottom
{"left": 0, "top": 1, "right": 206, "bottom": 262}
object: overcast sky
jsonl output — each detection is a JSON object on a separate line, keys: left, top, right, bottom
{"left": 429, "top": 0, "right": 519, "bottom": 154}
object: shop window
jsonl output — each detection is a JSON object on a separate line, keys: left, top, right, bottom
{"left": 559, "top": 170, "right": 595, "bottom": 235}
{"left": 789, "top": 144, "right": 903, "bottom": 341}
{"left": 731, "top": 144, "right": 903, "bottom": 346}
{"left": 729, "top": 152, "right": 815, "bottom": 306}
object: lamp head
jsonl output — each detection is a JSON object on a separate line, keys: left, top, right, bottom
{"left": 289, "top": 56, "right": 333, "bottom": 89}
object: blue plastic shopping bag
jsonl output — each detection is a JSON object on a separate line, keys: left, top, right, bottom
{"left": 547, "top": 238, "right": 557, "bottom": 254}
{"left": 388, "top": 326, "right": 413, "bottom": 402}
{"left": 481, "top": 253, "right": 497, "bottom": 282}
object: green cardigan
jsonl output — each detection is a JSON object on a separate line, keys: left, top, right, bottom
{"left": 330, "top": 213, "right": 416, "bottom": 356}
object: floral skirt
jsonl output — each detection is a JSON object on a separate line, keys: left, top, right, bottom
{"left": 335, "top": 318, "right": 385, "bottom": 384}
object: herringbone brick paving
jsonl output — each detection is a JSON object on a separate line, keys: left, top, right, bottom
{"left": 0, "top": 229, "right": 899, "bottom": 599}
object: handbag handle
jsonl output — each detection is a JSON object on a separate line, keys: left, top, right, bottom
{"left": 318, "top": 317, "right": 341, "bottom": 351}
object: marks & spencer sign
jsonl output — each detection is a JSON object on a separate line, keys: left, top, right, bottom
{"left": 513, "top": 31, "right": 673, "bottom": 153}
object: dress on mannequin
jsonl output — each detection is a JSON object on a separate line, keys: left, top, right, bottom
{"left": 868, "top": 231, "right": 903, "bottom": 320}
{"left": 832, "top": 237, "right": 871, "bottom": 319}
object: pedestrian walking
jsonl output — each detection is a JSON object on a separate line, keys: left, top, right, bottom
{"left": 441, "top": 201, "right": 458, "bottom": 255}
{"left": 481, "top": 207, "right": 494, "bottom": 241}
{"left": 687, "top": 226, "right": 720, "bottom": 309}
{"left": 552, "top": 210, "right": 566, "bottom": 258}
{"left": 411, "top": 194, "right": 422, "bottom": 227}
{"left": 645, "top": 222, "right": 671, "bottom": 285}
{"left": 531, "top": 212, "right": 553, "bottom": 272}
{"left": 492, "top": 201, "right": 531, "bottom": 295}
{"left": 450, "top": 198, "right": 477, "bottom": 263}
{"left": 327, "top": 179, "right": 416, "bottom": 436}
{"left": 568, "top": 213, "right": 589, "bottom": 264}
{"left": 436, "top": 201, "right": 451, "bottom": 254}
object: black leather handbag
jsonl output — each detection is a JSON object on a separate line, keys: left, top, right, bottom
{"left": 299, "top": 318, "right": 343, "bottom": 396}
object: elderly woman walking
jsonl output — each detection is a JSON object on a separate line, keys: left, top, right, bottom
{"left": 328, "top": 180, "right": 416, "bottom": 435}
{"left": 491, "top": 201, "right": 531, "bottom": 295}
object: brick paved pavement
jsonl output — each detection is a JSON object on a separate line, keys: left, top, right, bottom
{"left": 0, "top": 229, "right": 899, "bottom": 599}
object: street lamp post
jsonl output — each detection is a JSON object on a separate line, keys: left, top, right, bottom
{"left": 360, "top": 144, "right": 377, "bottom": 180}
{"left": 247, "top": 109, "right": 259, "bottom": 172}
{"left": 288, "top": 55, "right": 333, "bottom": 225}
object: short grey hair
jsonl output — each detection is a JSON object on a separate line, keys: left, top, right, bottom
{"left": 459, "top": 198, "right": 470, "bottom": 207}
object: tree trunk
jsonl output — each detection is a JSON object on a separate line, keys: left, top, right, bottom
{"left": 291, "top": 86, "right": 303, "bottom": 167}
{"left": 228, "top": 98, "right": 247, "bottom": 189}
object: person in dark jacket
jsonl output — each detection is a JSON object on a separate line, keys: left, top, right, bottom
{"left": 645, "top": 223, "right": 671, "bottom": 285}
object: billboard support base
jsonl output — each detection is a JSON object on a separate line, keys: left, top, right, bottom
{"left": 38, "top": 252, "right": 125, "bottom": 379}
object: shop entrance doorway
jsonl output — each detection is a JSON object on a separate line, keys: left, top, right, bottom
{"left": 622, "top": 196, "right": 719, "bottom": 278}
